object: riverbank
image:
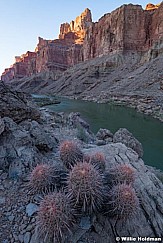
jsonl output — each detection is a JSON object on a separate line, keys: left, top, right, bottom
{"left": 61, "top": 93, "right": 163, "bottom": 123}
{"left": 84, "top": 94, "right": 163, "bottom": 122}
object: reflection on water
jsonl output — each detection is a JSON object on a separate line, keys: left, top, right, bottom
{"left": 35, "top": 95, "right": 163, "bottom": 171}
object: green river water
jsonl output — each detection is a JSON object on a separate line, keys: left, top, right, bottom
{"left": 35, "top": 96, "right": 163, "bottom": 171}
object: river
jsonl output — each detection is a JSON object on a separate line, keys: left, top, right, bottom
{"left": 34, "top": 95, "right": 163, "bottom": 171}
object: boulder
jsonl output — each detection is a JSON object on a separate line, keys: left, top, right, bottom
{"left": 96, "top": 128, "right": 113, "bottom": 142}
{"left": 29, "top": 120, "right": 58, "bottom": 152}
{"left": 0, "top": 82, "right": 40, "bottom": 123}
{"left": 68, "top": 112, "right": 95, "bottom": 143}
{"left": 113, "top": 128, "right": 143, "bottom": 158}
{"left": 0, "top": 116, "right": 58, "bottom": 176}
{"left": 68, "top": 112, "right": 90, "bottom": 131}
{"left": 81, "top": 143, "right": 163, "bottom": 241}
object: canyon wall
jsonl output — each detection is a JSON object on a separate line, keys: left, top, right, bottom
{"left": 83, "top": 3, "right": 163, "bottom": 60}
{"left": 2, "top": 51, "right": 37, "bottom": 81}
{"left": 1, "top": 3, "right": 163, "bottom": 82}
{"left": 1, "top": 8, "right": 91, "bottom": 82}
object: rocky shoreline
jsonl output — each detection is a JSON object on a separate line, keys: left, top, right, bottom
{"left": 85, "top": 95, "right": 163, "bottom": 122}
{"left": 61, "top": 93, "right": 163, "bottom": 123}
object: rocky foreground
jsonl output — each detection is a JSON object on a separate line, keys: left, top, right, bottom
{"left": 0, "top": 83, "right": 163, "bottom": 243}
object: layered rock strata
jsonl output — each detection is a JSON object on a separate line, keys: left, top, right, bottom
{"left": 1, "top": 3, "right": 163, "bottom": 82}
{"left": 1, "top": 8, "right": 92, "bottom": 82}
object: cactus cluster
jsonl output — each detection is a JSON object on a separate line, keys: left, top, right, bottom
{"left": 59, "top": 140, "right": 83, "bottom": 169}
{"left": 67, "top": 161, "right": 104, "bottom": 214}
{"left": 29, "top": 140, "right": 140, "bottom": 242}
{"left": 36, "top": 192, "right": 74, "bottom": 242}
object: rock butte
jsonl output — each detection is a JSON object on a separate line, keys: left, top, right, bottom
{"left": 1, "top": 3, "right": 163, "bottom": 82}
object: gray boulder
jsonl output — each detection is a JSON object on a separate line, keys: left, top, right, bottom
{"left": 96, "top": 128, "right": 113, "bottom": 142}
{"left": 113, "top": 128, "right": 143, "bottom": 157}
{"left": 68, "top": 112, "right": 90, "bottom": 131}
{"left": 29, "top": 121, "right": 58, "bottom": 152}
{"left": 0, "top": 82, "right": 40, "bottom": 123}
{"left": 68, "top": 112, "right": 95, "bottom": 143}
{"left": 0, "top": 116, "right": 58, "bottom": 177}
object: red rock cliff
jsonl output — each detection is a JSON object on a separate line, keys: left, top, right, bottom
{"left": 83, "top": 3, "right": 163, "bottom": 60}
{"left": 1, "top": 3, "right": 163, "bottom": 82}
{"left": 59, "top": 8, "right": 92, "bottom": 43}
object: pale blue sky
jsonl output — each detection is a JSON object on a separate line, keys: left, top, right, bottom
{"left": 0, "top": 0, "right": 160, "bottom": 75}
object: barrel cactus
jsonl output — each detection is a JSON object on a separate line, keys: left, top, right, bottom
{"left": 59, "top": 140, "right": 83, "bottom": 169}
{"left": 90, "top": 152, "right": 106, "bottom": 172}
{"left": 107, "top": 183, "right": 139, "bottom": 219}
{"left": 28, "top": 163, "right": 61, "bottom": 193}
{"left": 109, "top": 164, "right": 136, "bottom": 185}
{"left": 67, "top": 161, "right": 104, "bottom": 214}
{"left": 36, "top": 192, "right": 75, "bottom": 242}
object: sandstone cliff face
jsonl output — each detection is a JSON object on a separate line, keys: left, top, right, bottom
{"left": 59, "top": 8, "right": 92, "bottom": 43}
{"left": 1, "top": 3, "right": 163, "bottom": 82}
{"left": 1, "top": 51, "right": 36, "bottom": 81}
{"left": 83, "top": 7, "right": 125, "bottom": 59}
{"left": 32, "top": 8, "right": 92, "bottom": 74}
{"left": 35, "top": 38, "right": 83, "bottom": 73}
{"left": 1, "top": 9, "right": 91, "bottom": 82}
{"left": 83, "top": 4, "right": 163, "bottom": 60}
{"left": 1, "top": 67, "right": 15, "bottom": 82}
{"left": 150, "top": 3, "right": 163, "bottom": 46}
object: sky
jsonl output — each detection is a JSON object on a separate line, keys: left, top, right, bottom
{"left": 0, "top": 0, "right": 160, "bottom": 75}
